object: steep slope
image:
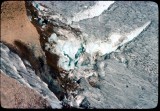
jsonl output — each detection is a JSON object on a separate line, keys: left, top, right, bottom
{"left": 0, "top": 1, "right": 158, "bottom": 109}
{"left": 1, "top": 1, "right": 39, "bottom": 46}
{"left": 1, "top": 72, "right": 51, "bottom": 108}
{"left": 26, "top": 1, "right": 158, "bottom": 108}
{"left": 1, "top": 1, "right": 70, "bottom": 108}
{"left": 0, "top": 42, "right": 62, "bottom": 108}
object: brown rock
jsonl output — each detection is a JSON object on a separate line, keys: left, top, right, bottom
{"left": 1, "top": 1, "right": 44, "bottom": 58}
{"left": 1, "top": 1, "right": 39, "bottom": 45}
{"left": 0, "top": 72, "right": 51, "bottom": 108}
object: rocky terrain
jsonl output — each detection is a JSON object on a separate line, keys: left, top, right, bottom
{"left": 1, "top": 1, "right": 61, "bottom": 108}
{"left": 1, "top": 72, "right": 51, "bottom": 108}
{"left": 1, "top": 1, "right": 158, "bottom": 109}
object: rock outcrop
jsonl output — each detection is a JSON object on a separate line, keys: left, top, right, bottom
{"left": 25, "top": 1, "right": 158, "bottom": 109}
{"left": 0, "top": 1, "right": 158, "bottom": 109}
{"left": 1, "top": 72, "right": 51, "bottom": 108}
{"left": 0, "top": 43, "right": 62, "bottom": 108}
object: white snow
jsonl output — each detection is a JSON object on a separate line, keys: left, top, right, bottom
{"left": 47, "top": 21, "right": 151, "bottom": 72}
{"left": 120, "top": 21, "right": 151, "bottom": 46}
{"left": 72, "top": 1, "right": 115, "bottom": 22}
{"left": 76, "top": 95, "right": 84, "bottom": 106}
{"left": 85, "top": 21, "right": 151, "bottom": 58}
{"left": 48, "top": 33, "right": 58, "bottom": 43}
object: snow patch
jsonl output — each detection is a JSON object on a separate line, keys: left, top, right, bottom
{"left": 75, "top": 95, "right": 85, "bottom": 106}
{"left": 85, "top": 21, "right": 151, "bottom": 58}
{"left": 48, "top": 33, "right": 58, "bottom": 43}
{"left": 46, "top": 21, "right": 151, "bottom": 72}
{"left": 121, "top": 21, "right": 151, "bottom": 46}
{"left": 72, "top": 1, "right": 115, "bottom": 22}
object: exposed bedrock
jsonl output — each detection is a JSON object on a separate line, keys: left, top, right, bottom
{"left": 25, "top": 1, "right": 158, "bottom": 108}
{"left": 0, "top": 42, "right": 62, "bottom": 108}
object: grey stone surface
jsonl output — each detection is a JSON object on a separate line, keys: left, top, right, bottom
{"left": 27, "top": 1, "right": 158, "bottom": 109}
{"left": 0, "top": 43, "right": 62, "bottom": 109}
